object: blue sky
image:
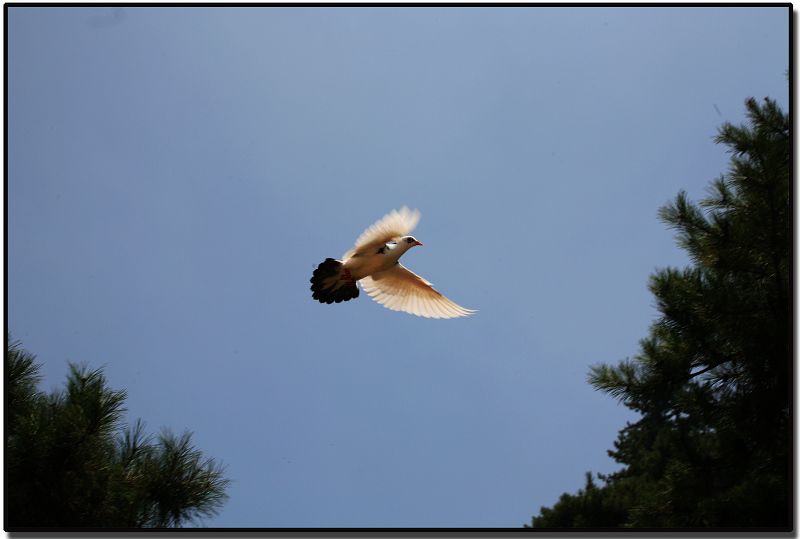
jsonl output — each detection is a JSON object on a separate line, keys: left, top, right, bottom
{"left": 7, "top": 6, "right": 789, "bottom": 528}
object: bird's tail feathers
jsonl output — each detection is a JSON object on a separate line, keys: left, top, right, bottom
{"left": 310, "top": 258, "right": 360, "bottom": 304}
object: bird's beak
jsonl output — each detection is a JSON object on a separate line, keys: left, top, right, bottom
{"left": 415, "top": 240, "right": 423, "bottom": 246}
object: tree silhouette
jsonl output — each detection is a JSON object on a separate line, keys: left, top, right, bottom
{"left": 6, "top": 335, "right": 232, "bottom": 528}
{"left": 529, "top": 96, "right": 789, "bottom": 528}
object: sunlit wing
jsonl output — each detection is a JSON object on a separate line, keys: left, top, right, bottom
{"left": 342, "top": 206, "right": 421, "bottom": 261}
{"left": 359, "top": 263, "right": 476, "bottom": 319}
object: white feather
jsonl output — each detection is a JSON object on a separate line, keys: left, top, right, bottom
{"left": 360, "top": 264, "right": 476, "bottom": 319}
{"left": 343, "top": 206, "right": 421, "bottom": 261}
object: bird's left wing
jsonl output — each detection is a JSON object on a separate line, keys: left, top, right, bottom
{"left": 360, "top": 263, "right": 476, "bottom": 319}
{"left": 343, "top": 206, "right": 420, "bottom": 261}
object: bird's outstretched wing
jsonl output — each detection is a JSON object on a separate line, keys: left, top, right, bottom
{"left": 343, "top": 206, "right": 420, "bottom": 261}
{"left": 360, "top": 263, "right": 476, "bottom": 319}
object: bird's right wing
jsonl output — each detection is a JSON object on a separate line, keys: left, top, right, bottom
{"left": 360, "top": 263, "right": 476, "bottom": 319}
{"left": 342, "top": 206, "right": 420, "bottom": 261}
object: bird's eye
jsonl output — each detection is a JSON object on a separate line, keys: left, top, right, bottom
{"left": 407, "top": 237, "right": 414, "bottom": 243}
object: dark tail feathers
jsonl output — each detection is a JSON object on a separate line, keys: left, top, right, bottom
{"left": 310, "top": 258, "right": 359, "bottom": 304}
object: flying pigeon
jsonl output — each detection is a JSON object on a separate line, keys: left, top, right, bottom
{"left": 310, "top": 206, "right": 476, "bottom": 319}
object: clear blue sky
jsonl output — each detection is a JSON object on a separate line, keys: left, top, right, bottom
{"left": 7, "top": 6, "right": 789, "bottom": 528}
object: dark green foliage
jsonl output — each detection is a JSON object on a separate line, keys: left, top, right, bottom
{"left": 528, "top": 472, "right": 633, "bottom": 528}
{"left": 528, "top": 96, "right": 789, "bottom": 528}
{"left": 6, "top": 335, "right": 231, "bottom": 529}
{"left": 6, "top": 336, "right": 43, "bottom": 437}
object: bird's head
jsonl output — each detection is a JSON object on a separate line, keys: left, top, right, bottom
{"left": 401, "top": 236, "right": 423, "bottom": 247}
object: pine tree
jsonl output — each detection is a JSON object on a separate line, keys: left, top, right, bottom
{"left": 6, "top": 335, "right": 232, "bottom": 529}
{"left": 528, "top": 96, "right": 789, "bottom": 528}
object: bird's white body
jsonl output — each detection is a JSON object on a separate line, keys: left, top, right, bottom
{"left": 342, "top": 238, "right": 414, "bottom": 280}
{"left": 310, "top": 206, "right": 475, "bottom": 319}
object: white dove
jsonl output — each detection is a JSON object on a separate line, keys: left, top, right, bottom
{"left": 310, "top": 206, "right": 476, "bottom": 319}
